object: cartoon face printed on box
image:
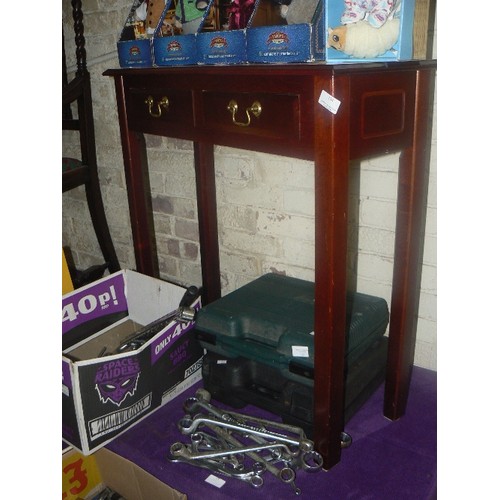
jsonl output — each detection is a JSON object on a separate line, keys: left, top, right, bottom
{"left": 94, "top": 358, "right": 141, "bottom": 406}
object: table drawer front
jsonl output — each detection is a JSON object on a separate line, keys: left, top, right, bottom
{"left": 125, "top": 87, "right": 194, "bottom": 134}
{"left": 198, "top": 90, "right": 303, "bottom": 145}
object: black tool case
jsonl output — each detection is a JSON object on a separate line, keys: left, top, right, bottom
{"left": 195, "top": 273, "right": 389, "bottom": 435}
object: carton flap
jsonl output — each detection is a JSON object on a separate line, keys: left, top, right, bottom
{"left": 125, "top": 270, "right": 185, "bottom": 325}
{"left": 94, "top": 448, "right": 186, "bottom": 500}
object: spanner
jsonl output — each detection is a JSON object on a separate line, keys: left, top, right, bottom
{"left": 194, "top": 388, "right": 308, "bottom": 440}
{"left": 178, "top": 414, "right": 314, "bottom": 452}
{"left": 170, "top": 441, "right": 297, "bottom": 461}
{"left": 272, "top": 449, "right": 324, "bottom": 473}
{"left": 167, "top": 450, "right": 265, "bottom": 488}
{"left": 184, "top": 395, "right": 284, "bottom": 456}
{"left": 191, "top": 390, "right": 351, "bottom": 450}
{"left": 195, "top": 419, "right": 302, "bottom": 495}
{"left": 187, "top": 390, "right": 308, "bottom": 440}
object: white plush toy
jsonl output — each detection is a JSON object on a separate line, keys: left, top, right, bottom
{"left": 327, "top": 0, "right": 401, "bottom": 58}
{"left": 327, "top": 18, "right": 400, "bottom": 58}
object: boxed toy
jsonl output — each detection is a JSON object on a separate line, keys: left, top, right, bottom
{"left": 324, "top": 0, "right": 415, "bottom": 62}
{"left": 246, "top": 0, "right": 321, "bottom": 63}
{"left": 196, "top": 0, "right": 271, "bottom": 65}
{"left": 117, "top": 0, "right": 156, "bottom": 67}
{"left": 62, "top": 270, "right": 203, "bottom": 455}
{"left": 153, "top": 1, "right": 214, "bottom": 66}
{"left": 246, "top": 0, "right": 415, "bottom": 64}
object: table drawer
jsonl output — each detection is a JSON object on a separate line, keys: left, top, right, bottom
{"left": 197, "top": 90, "right": 311, "bottom": 155}
{"left": 125, "top": 86, "right": 194, "bottom": 136}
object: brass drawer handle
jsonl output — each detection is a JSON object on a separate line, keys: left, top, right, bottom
{"left": 145, "top": 96, "right": 169, "bottom": 118}
{"left": 227, "top": 99, "right": 262, "bottom": 127}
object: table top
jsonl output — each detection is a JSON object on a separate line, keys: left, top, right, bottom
{"left": 104, "top": 59, "right": 436, "bottom": 77}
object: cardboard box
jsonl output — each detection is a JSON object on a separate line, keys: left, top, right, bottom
{"left": 153, "top": 1, "right": 214, "bottom": 66}
{"left": 94, "top": 448, "right": 186, "bottom": 500}
{"left": 196, "top": 0, "right": 261, "bottom": 65}
{"left": 246, "top": 0, "right": 321, "bottom": 63}
{"left": 246, "top": 0, "right": 415, "bottom": 64}
{"left": 117, "top": 0, "right": 155, "bottom": 68}
{"left": 62, "top": 270, "right": 203, "bottom": 455}
{"left": 62, "top": 447, "right": 186, "bottom": 500}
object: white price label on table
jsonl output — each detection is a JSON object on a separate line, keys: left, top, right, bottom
{"left": 318, "top": 90, "right": 341, "bottom": 115}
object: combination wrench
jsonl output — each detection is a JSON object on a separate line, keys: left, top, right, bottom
{"left": 178, "top": 414, "right": 314, "bottom": 452}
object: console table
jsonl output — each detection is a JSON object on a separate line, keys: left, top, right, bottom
{"left": 105, "top": 61, "right": 436, "bottom": 470}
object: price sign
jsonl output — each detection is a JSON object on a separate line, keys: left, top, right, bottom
{"left": 62, "top": 449, "right": 102, "bottom": 500}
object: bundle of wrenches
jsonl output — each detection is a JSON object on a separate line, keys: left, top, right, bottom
{"left": 167, "top": 388, "right": 341, "bottom": 495}
{"left": 115, "top": 286, "right": 200, "bottom": 354}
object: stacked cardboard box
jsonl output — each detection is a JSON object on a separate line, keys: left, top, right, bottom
{"left": 62, "top": 270, "right": 203, "bottom": 455}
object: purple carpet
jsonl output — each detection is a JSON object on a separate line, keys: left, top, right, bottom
{"left": 107, "top": 366, "right": 437, "bottom": 499}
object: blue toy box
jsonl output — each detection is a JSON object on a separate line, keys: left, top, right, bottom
{"left": 323, "top": 0, "right": 415, "bottom": 62}
{"left": 196, "top": 0, "right": 263, "bottom": 65}
{"left": 247, "top": 0, "right": 415, "bottom": 64}
{"left": 118, "top": 0, "right": 213, "bottom": 68}
{"left": 246, "top": 4, "right": 322, "bottom": 64}
{"left": 117, "top": 0, "right": 154, "bottom": 68}
{"left": 153, "top": 1, "right": 215, "bottom": 66}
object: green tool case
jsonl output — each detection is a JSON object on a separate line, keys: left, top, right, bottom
{"left": 195, "top": 273, "right": 389, "bottom": 387}
{"left": 195, "top": 273, "right": 390, "bottom": 434}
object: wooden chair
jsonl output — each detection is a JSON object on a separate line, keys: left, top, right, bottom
{"left": 63, "top": 0, "right": 120, "bottom": 285}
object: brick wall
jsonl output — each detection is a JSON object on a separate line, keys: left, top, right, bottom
{"left": 62, "top": 0, "right": 437, "bottom": 370}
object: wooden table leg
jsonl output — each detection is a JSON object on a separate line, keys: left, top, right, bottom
{"left": 313, "top": 74, "right": 351, "bottom": 469}
{"left": 114, "top": 76, "right": 158, "bottom": 277}
{"left": 384, "top": 68, "right": 435, "bottom": 420}
{"left": 194, "top": 142, "right": 221, "bottom": 305}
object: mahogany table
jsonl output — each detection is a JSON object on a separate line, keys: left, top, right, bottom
{"left": 105, "top": 61, "right": 436, "bottom": 469}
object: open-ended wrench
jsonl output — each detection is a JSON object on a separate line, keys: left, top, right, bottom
{"left": 184, "top": 395, "right": 292, "bottom": 459}
{"left": 179, "top": 414, "right": 296, "bottom": 446}
{"left": 170, "top": 441, "right": 297, "bottom": 461}
{"left": 189, "top": 389, "right": 351, "bottom": 450}
{"left": 178, "top": 414, "right": 314, "bottom": 452}
{"left": 167, "top": 450, "right": 265, "bottom": 488}
{"left": 188, "top": 388, "right": 318, "bottom": 461}
{"left": 186, "top": 390, "right": 308, "bottom": 440}
{"left": 196, "top": 419, "right": 301, "bottom": 495}
{"left": 193, "top": 388, "right": 307, "bottom": 437}
{"left": 271, "top": 449, "right": 324, "bottom": 473}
